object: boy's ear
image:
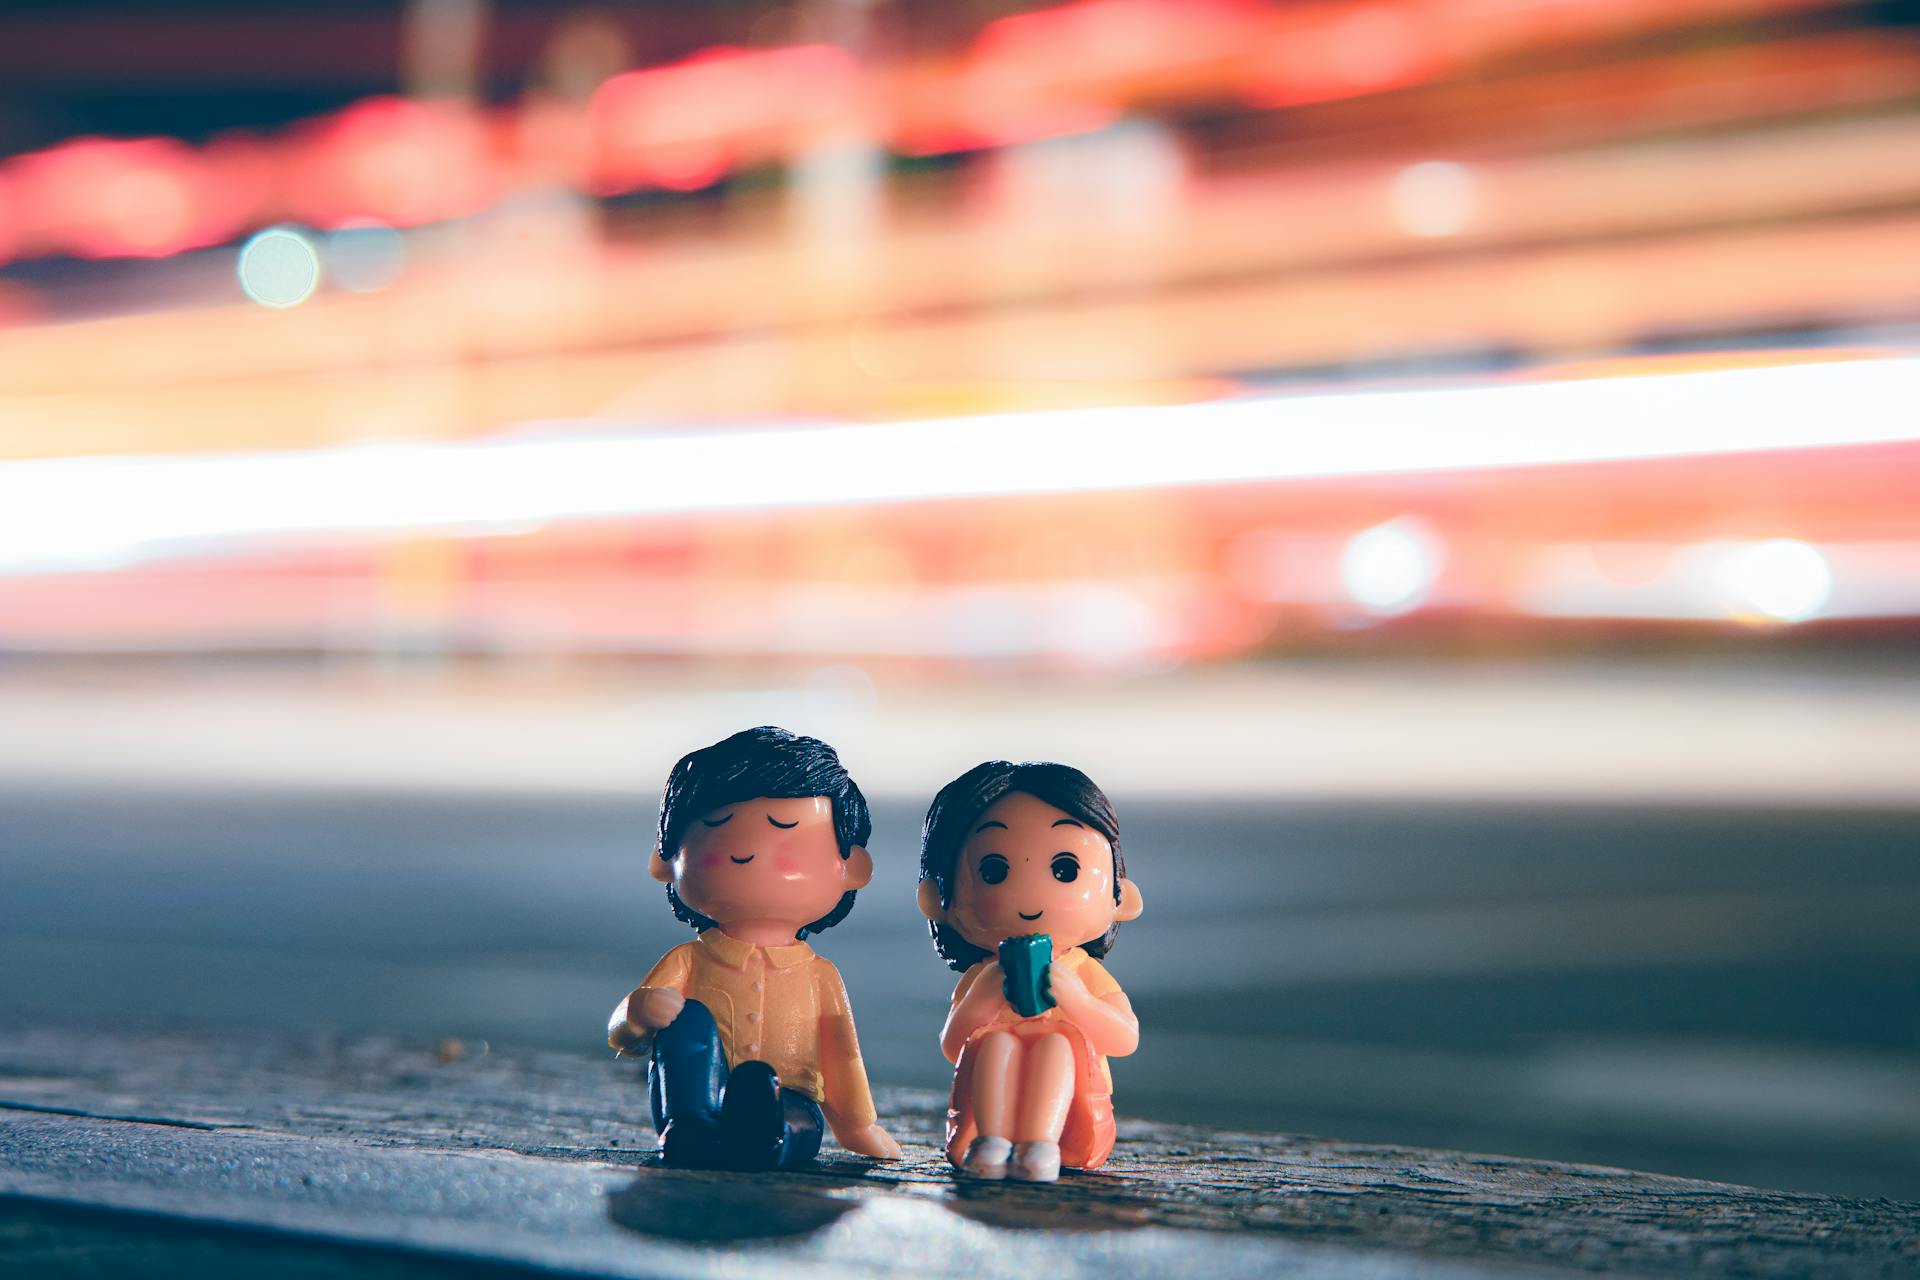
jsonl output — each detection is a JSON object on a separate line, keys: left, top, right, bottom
{"left": 1115, "top": 877, "right": 1144, "bottom": 922}
{"left": 649, "top": 842, "right": 675, "bottom": 884}
{"left": 916, "top": 877, "right": 947, "bottom": 922}
{"left": 844, "top": 845, "right": 874, "bottom": 890}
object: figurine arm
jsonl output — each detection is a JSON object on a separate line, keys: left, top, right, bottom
{"left": 814, "top": 965, "right": 902, "bottom": 1159}
{"left": 607, "top": 946, "right": 692, "bottom": 1056}
{"left": 940, "top": 962, "right": 1008, "bottom": 1064}
{"left": 1048, "top": 961, "right": 1140, "bottom": 1057}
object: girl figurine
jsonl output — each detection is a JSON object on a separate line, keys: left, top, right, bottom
{"left": 916, "top": 761, "right": 1144, "bottom": 1182}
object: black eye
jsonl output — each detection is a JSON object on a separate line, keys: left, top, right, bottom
{"left": 1051, "top": 854, "right": 1080, "bottom": 883}
{"left": 978, "top": 855, "right": 1009, "bottom": 885}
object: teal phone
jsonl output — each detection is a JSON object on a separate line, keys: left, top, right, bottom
{"left": 998, "top": 933, "right": 1054, "bottom": 1017}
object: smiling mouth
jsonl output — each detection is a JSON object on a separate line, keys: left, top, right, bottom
{"left": 729, "top": 855, "right": 755, "bottom": 864}
{"left": 1018, "top": 910, "right": 1043, "bottom": 921}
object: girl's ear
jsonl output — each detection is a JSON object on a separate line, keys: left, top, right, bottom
{"left": 844, "top": 845, "right": 874, "bottom": 890}
{"left": 916, "top": 877, "right": 947, "bottom": 922}
{"left": 1115, "top": 877, "right": 1145, "bottom": 922}
{"left": 649, "top": 843, "right": 675, "bottom": 884}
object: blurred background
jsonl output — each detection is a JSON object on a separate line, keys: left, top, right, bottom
{"left": 2, "top": 0, "right": 1918, "bottom": 1201}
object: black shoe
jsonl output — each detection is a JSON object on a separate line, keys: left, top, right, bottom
{"left": 716, "top": 1060, "right": 785, "bottom": 1171}
{"left": 658, "top": 1119, "right": 724, "bottom": 1169}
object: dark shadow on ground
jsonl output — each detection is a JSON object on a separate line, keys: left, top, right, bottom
{"left": 605, "top": 1167, "right": 873, "bottom": 1244}
{"left": 940, "top": 1173, "right": 1155, "bottom": 1233}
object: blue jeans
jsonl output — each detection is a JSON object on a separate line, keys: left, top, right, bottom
{"left": 649, "top": 998, "right": 825, "bottom": 1168}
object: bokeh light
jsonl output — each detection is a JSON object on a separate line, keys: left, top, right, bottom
{"left": 324, "top": 220, "right": 406, "bottom": 293}
{"left": 1389, "top": 160, "right": 1477, "bottom": 238}
{"left": 236, "top": 227, "right": 322, "bottom": 308}
{"left": 1341, "top": 517, "right": 1442, "bottom": 615}
{"left": 1716, "top": 538, "right": 1834, "bottom": 623}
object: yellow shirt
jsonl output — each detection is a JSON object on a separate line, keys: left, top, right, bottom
{"left": 951, "top": 946, "right": 1124, "bottom": 1091}
{"left": 639, "top": 930, "right": 880, "bottom": 1142}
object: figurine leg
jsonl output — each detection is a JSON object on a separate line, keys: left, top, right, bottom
{"left": 968, "top": 1029, "right": 1022, "bottom": 1140}
{"left": 648, "top": 998, "right": 726, "bottom": 1163}
{"left": 1012, "top": 1031, "right": 1074, "bottom": 1143}
{"left": 716, "top": 1059, "right": 826, "bottom": 1169}
{"left": 1007, "top": 1031, "right": 1075, "bottom": 1182}
{"left": 774, "top": 1089, "right": 825, "bottom": 1168}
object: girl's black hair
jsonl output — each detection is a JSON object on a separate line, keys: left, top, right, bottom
{"left": 656, "top": 726, "right": 872, "bottom": 940}
{"left": 918, "top": 760, "right": 1124, "bottom": 972}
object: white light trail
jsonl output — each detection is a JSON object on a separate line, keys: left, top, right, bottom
{"left": 2, "top": 357, "right": 1919, "bottom": 574}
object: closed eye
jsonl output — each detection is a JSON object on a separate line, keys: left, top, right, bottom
{"left": 701, "top": 813, "right": 734, "bottom": 827}
{"left": 766, "top": 815, "right": 798, "bottom": 829}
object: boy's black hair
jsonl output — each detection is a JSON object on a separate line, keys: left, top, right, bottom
{"left": 918, "top": 760, "right": 1125, "bottom": 972}
{"left": 656, "top": 726, "right": 872, "bottom": 940}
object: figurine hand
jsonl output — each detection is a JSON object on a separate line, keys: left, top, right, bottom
{"left": 839, "top": 1123, "right": 904, "bottom": 1160}
{"left": 631, "top": 987, "right": 686, "bottom": 1031}
{"left": 1045, "top": 960, "right": 1091, "bottom": 1010}
{"left": 942, "top": 962, "right": 1014, "bottom": 1062}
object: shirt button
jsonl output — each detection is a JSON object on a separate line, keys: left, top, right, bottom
{"left": 747, "top": 1011, "right": 760, "bottom": 1023}
{"left": 746, "top": 1043, "right": 760, "bottom": 1053}
{"left": 751, "top": 980, "right": 763, "bottom": 992}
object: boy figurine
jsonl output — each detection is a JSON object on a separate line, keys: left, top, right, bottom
{"left": 607, "top": 726, "right": 903, "bottom": 1169}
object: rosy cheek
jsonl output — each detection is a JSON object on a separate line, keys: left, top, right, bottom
{"left": 1060, "top": 881, "right": 1105, "bottom": 914}
{"left": 700, "top": 851, "right": 733, "bottom": 870}
{"left": 772, "top": 855, "right": 800, "bottom": 876}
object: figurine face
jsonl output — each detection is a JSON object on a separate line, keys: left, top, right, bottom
{"left": 653, "top": 795, "right": 870, "bottom": 938}
{"left": 942, "top": 791, "right": 1136, "bottom": 953}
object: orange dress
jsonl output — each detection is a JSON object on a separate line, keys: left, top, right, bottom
{"left": 943, "top": 947, "right": 1122, "bottom": 1171}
